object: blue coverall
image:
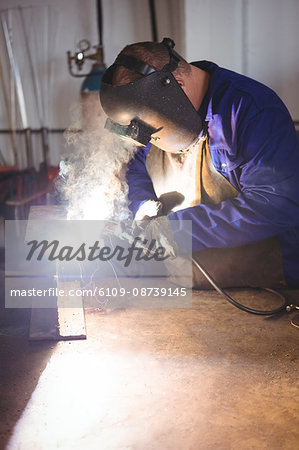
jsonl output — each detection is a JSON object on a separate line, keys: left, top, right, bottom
{"left": 127, "top": 61, "right": 299, "bottom": 286}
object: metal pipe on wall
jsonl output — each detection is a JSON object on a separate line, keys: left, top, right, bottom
{"left": 149, "top": 0, "right": 158, "bottom": 42}
{"left": 1, "top": 12, "right": 33, "bottom": 168}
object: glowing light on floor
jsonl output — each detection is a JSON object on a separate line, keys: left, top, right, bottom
{"left": 6, "top": 345, "right": 175, "bottom": 449}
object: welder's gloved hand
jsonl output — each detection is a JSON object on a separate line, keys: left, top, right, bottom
{"left": 134, "top": 200, "right": 163, "bottom": 220}
{"left": 133, "top": 215, "right": 178, "bottom": 259}
{"left": 102, "top": 220, "right": 134, "bottom": 245}
{"left": 134, "top": 216, "right": 191, "bottom": 287}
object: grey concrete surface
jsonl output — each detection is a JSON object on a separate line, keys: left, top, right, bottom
{"left": 0, "top": 287, "right": 298, "bottom": 450}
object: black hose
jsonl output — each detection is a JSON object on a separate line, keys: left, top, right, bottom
{"left": 192, "top": 257, "right": 288, "bottom": 316}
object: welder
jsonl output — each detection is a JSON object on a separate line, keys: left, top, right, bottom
{"left": 99, "top": 38, "right": 299, "bottom": 289}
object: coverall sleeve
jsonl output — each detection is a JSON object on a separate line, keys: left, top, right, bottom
{"left": 126, "top": 144, "right": 158, "bottom": 216}
{"left": 168, "top": 108, "right": 299, "bottom": 252}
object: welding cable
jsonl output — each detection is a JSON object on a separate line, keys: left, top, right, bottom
{"left": 191, "top": 257, "right": 290, "bottom": 316}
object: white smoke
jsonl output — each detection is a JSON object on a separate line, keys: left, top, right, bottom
{"left": 57, "top": 102, "right": 137, "bottom": 221}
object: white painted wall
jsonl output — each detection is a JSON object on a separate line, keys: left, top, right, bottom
{"left": 0, "top": 0, "right": 184, "bottom": 167}
{"left": 185, "top": 0, "right": 299, "bottom": 120}
{"left": 0, "top": 0, "right": 99, "bottom": 166}
{"left": 0, "top": 0, "right": 98, "bottom": 128}
{"left": 102, "top": 0, "right": 185, "bottom": 66}
{"left": 0, "top": 0, "right": 298, "bottom": 168}
{"left": 245, "top": 0, "right": 299, "bottom": 119}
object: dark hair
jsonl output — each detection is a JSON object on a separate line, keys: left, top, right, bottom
{"left": 112, "top": 41, "right": 191, "bottom": 86}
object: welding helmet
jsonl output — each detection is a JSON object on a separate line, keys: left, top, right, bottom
{"left": 99, "top": 38, "right": 202, "bottom": 152}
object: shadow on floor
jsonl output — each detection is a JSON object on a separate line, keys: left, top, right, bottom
{"left": 0, "top": 247, "right": 57, "bottom": 449}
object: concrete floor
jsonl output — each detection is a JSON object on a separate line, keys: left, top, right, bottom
{"left": 0, "top": 286, "right": 298, "bottom": 450}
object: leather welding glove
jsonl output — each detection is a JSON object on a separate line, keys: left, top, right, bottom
{"left": 134, "top": 216, "right": 192, "bottom": 287}
{"left": 133, "top": 215, "right": 178, "bottom": 259}
{"left": 134, "top": 200, "right": 163, "bottom": 220}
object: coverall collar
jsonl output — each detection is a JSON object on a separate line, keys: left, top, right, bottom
{"left": 190, "top": 60, "right": 219, "bottom": 122}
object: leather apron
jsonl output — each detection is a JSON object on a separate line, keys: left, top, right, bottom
{"left": 146, "top": 125, "right": 286, "bottom": 288}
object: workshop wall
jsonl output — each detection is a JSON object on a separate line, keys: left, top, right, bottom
{"left": 0, "top": 0, "right": 98, "bottom": 167}
{"left": 0, "top": 0, "right": 183, "bottom": 168}
{"left": 185, "top": 0, "right": 299, "bottom": 120}
{"left": 102, "top": 0, "right": 185, "bottom": 67}
{"left": 0, "top": 0, "right": 298, "bottom": 169}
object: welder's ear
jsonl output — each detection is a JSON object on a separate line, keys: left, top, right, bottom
{"left": 175, "top": 76, "right": 185, "bottom": 87}
{"left": 175, "top": 77, "right": 185, "bottom": 88}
